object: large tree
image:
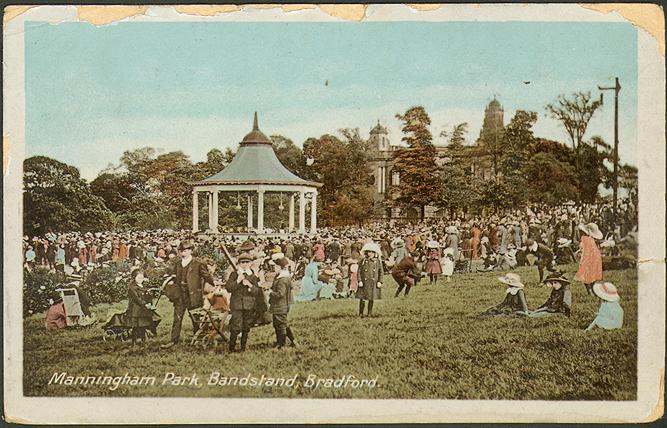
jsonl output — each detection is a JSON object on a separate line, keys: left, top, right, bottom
{"left": 545, "top": 91, "right": 602, "bottom": 152}
{"left": 24, "top": 156, "right": 113, "bottom": 235}
{"left": 392, "top": 106, "right": 441, "bottom": 218}
{"left": 302, "top": 130, "right": 373, "bottom": 225}
{"left": 439, "top": 123, "right": 482, "bottom": 216}
{"left": 270, "top": 135, "right": 314, "bottom": 180}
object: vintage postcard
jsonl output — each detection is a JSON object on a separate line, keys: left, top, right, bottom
{"left": 3, "top": 3, "right": 665, "bottom": 424}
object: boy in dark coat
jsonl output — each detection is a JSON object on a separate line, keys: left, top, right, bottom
{"left": 269, "top": 256, "right": 297, "bottom": 348}
{"left": 225, "top": 252, "right": 262, "bottom": 352}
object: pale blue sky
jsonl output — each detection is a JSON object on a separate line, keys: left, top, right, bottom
{"left": 25, "top": 21, "right": 637, "bottom": 180}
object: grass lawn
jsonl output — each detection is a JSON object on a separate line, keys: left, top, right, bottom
{"left": 23, "top": 264, "right": 637, "bottom": 399}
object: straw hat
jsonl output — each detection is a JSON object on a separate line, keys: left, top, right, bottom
{"left": 578, "top": 222, "right": 603, "bottom": 240}
{"left": 426, "top": 240, "right": 440, "bottom": 249}
{"left": 497, "top": 273, "right": 524, "bottom": 288}
{"left": 361, "top": 242, "right": 381, "bottom": 255}
{"left": 592, "top": 281, "right": 620, "bottom": 302}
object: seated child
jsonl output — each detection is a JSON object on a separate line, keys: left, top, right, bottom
{"left": 318, "top": 268, "right": 337, "bottom": 300}
{"left": 45, "top": 292, "right": 67, "bottom": 330}
{"left": 529, "top": 272, "right": 572, "bottom": 317}
{"left": 480, "top": 273, "right": 529, "bottom": 317}
{"left": 585, "top": 281, "right": 623, "bottom": 331}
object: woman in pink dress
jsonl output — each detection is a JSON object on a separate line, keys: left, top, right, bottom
{"left": 424, "top": 241, "right": 442, "bottom": 285}
{"left": 313, "top": 240, "right": 326, "bottom": 262}
{"left": 347, "top": 259, "right": 359, "bottom": 297}
{"left": 575, "top": 222, "right": 604, "bottom": 295}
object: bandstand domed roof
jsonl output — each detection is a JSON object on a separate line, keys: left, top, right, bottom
{"left": 196, "top": 112, "right": 322, "bottom": 187}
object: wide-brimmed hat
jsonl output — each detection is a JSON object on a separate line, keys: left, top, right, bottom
{"left": 592, "top": 281, "right": 620, "bottom": 302}
{"left": 391, "top": 238, "right": 405, "bottom": 249}
{"left": 426, "top": 240, "right": 440, "bottom": 249}
{"left": 361, "top": 242, "right": 381, "bottom": 255}
{"left": 237, "top": 252, "right": 253, "bottom": 263}
{"left": 238, "top": 240, "right": 255, "bottom": 252}
{"left": 446, "top": 226, "right": 458, "bottom": 234}
{"left": 271, "top": 252, "right": 285, "bottom": 261}
{"left": 178, "top": 240, "right": 195, "bottom": 251}
{"left": 497, "top": 273, "right": 524, "bottom": 288}
{"left": 542, "top": 271, "right": 571, "bottom": 285}
{"left": 442, "top": 247, "right": 454, "bottom": 256}
{"left": 578, "top": 222, "right": 603, "bottom": 240}
{"left": 557, "top": 238, "right": 572, "bottom": 248}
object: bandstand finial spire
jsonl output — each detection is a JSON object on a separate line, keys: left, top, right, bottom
{"left": 253, "top": 111, "right": 259, "bottom": 131}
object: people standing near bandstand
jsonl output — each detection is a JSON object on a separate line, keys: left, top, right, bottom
{"left": 225, "top": 252, "right": 262, "bottom": 352}
{"left": 357, "top": 242, "right": 383, "bottom": 317}
{"left": 269, "top": 256, "right": 297, "bottom": 348}
{"left": 161, "top": 239, "right": 214, "bottom": 349}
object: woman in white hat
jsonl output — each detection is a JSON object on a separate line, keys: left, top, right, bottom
{"left": 480, "top": 273, "right": 529, "bottom": 316}
{"left": 440, "top": 247, "right": 455, "bottom": 282}
{"left": 424, "top": 240, "right": 442, "bottom": 285}
{"left": 585, "top": 281, "right": 623, "bottom": 331}
{"left": 575, "top": 222, "right": 604, "bottom": 295}
{"left": 357, "top": 242, "right": 383, "bottom": 317}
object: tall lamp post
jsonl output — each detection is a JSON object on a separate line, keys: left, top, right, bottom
{"left": 598, "top": 77, "right": 621, "bottom": 228}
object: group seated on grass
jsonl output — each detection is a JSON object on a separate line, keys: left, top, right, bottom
{"left": 480, "top": 271, "right": 624, "bottom": 332}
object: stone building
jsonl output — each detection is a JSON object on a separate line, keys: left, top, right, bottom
{"left": 365, "top": 98, "right": 505, "bottom": 219}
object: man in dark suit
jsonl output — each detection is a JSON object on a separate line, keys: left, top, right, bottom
{"left": 161, "top": 239, "right": 214, "bottom": 349}
{"left": 225, "top": 252, "right": 262, "bottom": 352}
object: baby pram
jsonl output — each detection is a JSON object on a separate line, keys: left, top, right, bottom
{"left": 189, "top": 290, "right": 231, "bottom": 349}
{"left": 101, "top": 276, "right": 163, "bottom": 342}
{"left": 102, "top": 312, "right": 161, "bottom": 342}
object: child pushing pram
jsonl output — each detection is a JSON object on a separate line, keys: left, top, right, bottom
{"left": 102, "top": 267, "right": 161, "bottom": 344}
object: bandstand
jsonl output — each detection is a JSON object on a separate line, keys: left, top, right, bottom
{"left": 189, "top": 113, "right": 322, "bottom": 236}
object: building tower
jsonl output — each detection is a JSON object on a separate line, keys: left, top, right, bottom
{"left": 478, "top": 97, "right": 504, "bottom": 144}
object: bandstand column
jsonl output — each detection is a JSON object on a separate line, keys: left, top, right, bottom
{"left": 247, "top": 195, "right": 253, "bottom": 230}
{"left": 288, "top": 194, "right": 295, "bottom": 232}
{"left": 211, "top": 190, "right": 219, "bottom": 233}
{"left": 310, "top": 192, "right": 317, "bottom": 234}
{"left": 207, "top": 192, "right": 214, "bottom": 231}
{"left": 257, "top": 189, "right": 265, "bottom": 233}
{"left": 298, "top": 190, "right": 306, "bottom": 234}
{"left": 192, "top": 190, "right": 199, "bottom": 233}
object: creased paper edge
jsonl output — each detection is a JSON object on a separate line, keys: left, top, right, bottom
{"left": 5, "top": 4, "right": 368, "bottom": 24}
{"left": 3, "top": 134, "right": 10, "bottom": 176}
{"left": 580, "top": 3, "right": 665, "bottom": 56}
{"left": 642, "top": 368, "right": 665, "bottom": 422}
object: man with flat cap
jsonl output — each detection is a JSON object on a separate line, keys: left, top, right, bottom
{"left": 161, "top": 239, "right": 214, "bottom": 349}
{"left": 225, "top": 252, "right": 262, "bottom": 352}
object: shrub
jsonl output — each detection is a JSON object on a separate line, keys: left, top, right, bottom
{"left": 23, "top": 268, "right": 64, "bottom": 316}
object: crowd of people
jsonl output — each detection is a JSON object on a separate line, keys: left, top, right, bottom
{"left": 30, "top": 200, "right": 637, "bottom": 351}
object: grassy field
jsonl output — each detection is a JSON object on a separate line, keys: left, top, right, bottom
{"left": 23, "top": 264, "right": 637, "bottom": 399}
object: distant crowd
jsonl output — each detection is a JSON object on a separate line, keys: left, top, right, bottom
{"left": 28, "top": 199, "right": 637, "bottom": 351}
